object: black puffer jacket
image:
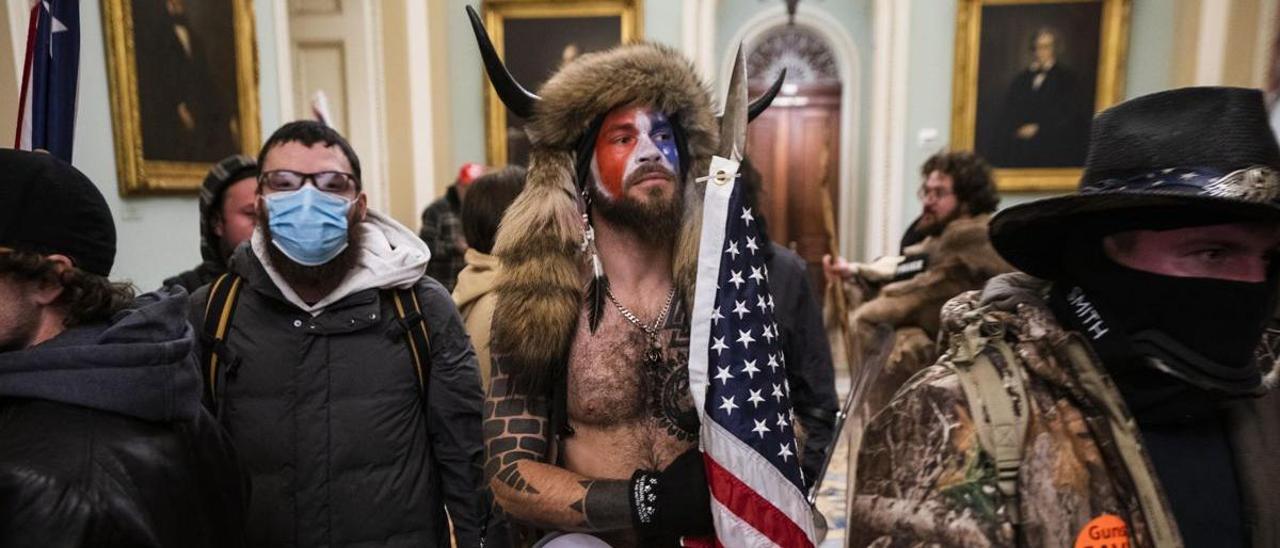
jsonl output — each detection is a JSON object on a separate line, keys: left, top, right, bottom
{"left": 765, "top": 243, "right": 838, "bottom": 488}
{"left": 0, "top": 289, "right": 247, "bottom": 547}
{"left": 189, "top": 245, "right": 490, "bottom": 547}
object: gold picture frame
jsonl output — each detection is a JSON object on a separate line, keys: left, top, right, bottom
{"left": 950, "top": 0, "right": 1130, "bottom": 191}
{"left": 102, "top": 0, "right": 260, "bottom": 195}
{"left": 482, "top": 0, "right": 642, "bottom": 166}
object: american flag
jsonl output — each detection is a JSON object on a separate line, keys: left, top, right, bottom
{"left": 15, "top": 0, "right": 79, "bottom": 162}
{"left": 688, "top": 156, "right": 817, "bottom": 547}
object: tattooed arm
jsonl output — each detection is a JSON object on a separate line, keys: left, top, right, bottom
{"left": 484, "top": 358, "right": 632, "bottom": 532}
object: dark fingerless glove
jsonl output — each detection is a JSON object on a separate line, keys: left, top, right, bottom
{"left": 629, "top": 448, "right": 714, "bottom": 543}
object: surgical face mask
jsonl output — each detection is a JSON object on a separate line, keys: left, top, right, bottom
{"left": 263, "top": 186, "right": 353, "bottom": 266}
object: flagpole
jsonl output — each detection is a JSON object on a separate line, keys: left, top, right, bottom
{"left": 14, "top": 2, "right": 40, "bottom": 149}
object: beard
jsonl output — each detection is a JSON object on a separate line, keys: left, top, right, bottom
{"left": 589, "top": 164, "right": 684, "bottom": 246}
{"left": 0, "top": 283, "right": 41, "bottom": 353}
{"left": 258, "top": 208, "right": 364, "bottom": 293}
{"left": 917, "top": 206, "right": 964, "bottom": 238}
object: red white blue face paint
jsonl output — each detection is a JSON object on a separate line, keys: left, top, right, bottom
{"left": 591, "top": 105, "right": 681, "bottom": 199}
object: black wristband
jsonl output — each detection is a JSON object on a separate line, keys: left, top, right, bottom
{"left": 893, "top": 253, "right": 929, "bottom": 281}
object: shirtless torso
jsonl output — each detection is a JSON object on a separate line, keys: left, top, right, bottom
{"left": 485, "top": 291, "right": 698, "bottom": 547}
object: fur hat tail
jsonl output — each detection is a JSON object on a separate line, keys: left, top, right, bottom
{"left": 491, "top": 149, "right": 585, "bottom": 396}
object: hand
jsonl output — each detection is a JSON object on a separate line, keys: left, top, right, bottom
{"left": 630, "top": 448, "right": 714, "bottom": 542}
{"left": 823, "top": 254, "right": 855, "bottom": 285}
{"left": 177, "top": 102, "right": 196, "bottom": 131}
{"left": 1016, "top": 123, "right": 1039, "bottom": 140}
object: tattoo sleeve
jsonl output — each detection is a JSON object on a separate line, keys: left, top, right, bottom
{"left": 484, "top": 357, "right": 632, "bottom": 532}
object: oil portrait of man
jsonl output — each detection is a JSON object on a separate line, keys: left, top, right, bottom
{"left": 972, "top": 2, "right": 1104, "bottom": 169}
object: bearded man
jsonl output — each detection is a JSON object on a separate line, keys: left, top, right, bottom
{"left": 187, "top": 121, "right": 492, "bottom": 547}
{"left": 467, "top": 8, "right": 781, "bottom": 547}
{"left": 824, "top": 150, "right": 1012, "bottom": 414}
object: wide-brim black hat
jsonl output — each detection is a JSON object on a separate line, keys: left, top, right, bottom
{"left": 990, "top": 87, "right": 1280, "bottom": 279}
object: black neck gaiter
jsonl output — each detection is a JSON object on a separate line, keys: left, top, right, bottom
{"left": 1050, "top": 241, "right": 1276, "bottom": 396}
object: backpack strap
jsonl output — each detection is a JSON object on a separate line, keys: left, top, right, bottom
{"left": 390, "top": 287, "right": 431, "bottom": 398}
{"left": 949, "top": 320, "right": 1030, "bottom": 524}
{"left": 201, "top": 273, "right": 244, "bottom": 405}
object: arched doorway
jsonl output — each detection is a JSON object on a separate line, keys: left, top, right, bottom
{"left": 745, "top": 24, "right": 842, "bottom": 289}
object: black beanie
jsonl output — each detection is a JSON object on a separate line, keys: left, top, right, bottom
{"left": 198, "top": 154, "right": 258, "bottom": 264}
{"left": 0, "top": 149, "right": 116, "bottom": 276}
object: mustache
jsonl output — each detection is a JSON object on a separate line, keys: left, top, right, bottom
{"left": 623, "top": 163, "right": 677, "bottom": 189}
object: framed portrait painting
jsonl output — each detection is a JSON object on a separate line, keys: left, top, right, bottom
{"left": 481, "top": 0, "right": 642, "bottom": 166}
{"left": 103, "top": 0, "right": 260, "bottom": 195}
{"left": 951, "top": 0, "right": 1130, "bottom": 191}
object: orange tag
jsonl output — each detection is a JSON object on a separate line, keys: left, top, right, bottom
{"left": 1074, "top": 514, "right": 1131, "bottom": 548}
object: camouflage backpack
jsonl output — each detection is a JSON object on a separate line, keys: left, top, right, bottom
{"left": 947, "top": 320, "right": 1031, "bottom": 523}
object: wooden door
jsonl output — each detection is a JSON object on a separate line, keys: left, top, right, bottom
{"left": 747, "top": 83, "right": 842, "bottom": 291}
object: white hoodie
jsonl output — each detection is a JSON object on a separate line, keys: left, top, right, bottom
{"left": 251, "top": 209, "right": 432, "bottom": 315}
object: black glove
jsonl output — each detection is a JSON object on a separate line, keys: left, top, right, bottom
{"left": 629, "top": 448, "right": 714, "bottom": 543}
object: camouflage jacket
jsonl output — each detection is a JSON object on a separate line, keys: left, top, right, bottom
{"left": 851, "top": 274, "right": 1280, "bottom": 548}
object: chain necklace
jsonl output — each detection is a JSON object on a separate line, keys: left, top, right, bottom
{"left": 605, "top": 285, "right": 676, "bottom": 366}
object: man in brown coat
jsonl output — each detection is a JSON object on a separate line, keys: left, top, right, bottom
{"left": 852, "top": 87, "right": 1280, "bottom": 547}
{"left": 825, "top": 151, "right": 1012, "bottom": 413}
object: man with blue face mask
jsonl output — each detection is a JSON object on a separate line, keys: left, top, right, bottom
{"left": 186, "top": 121, "right": 495, "bottom": 547}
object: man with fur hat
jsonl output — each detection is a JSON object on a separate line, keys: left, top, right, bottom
{"left": 824, "top": 150, "right": 1011, "bottom": 414}
{"left": 163, "top": 154, "right": 259, "bottom": 292}
{"left": 466, "top": 8, "right": 781, "bottom": 546}
{"left": 186, "top": 121, "right": 491, "bottom": 547}
{"left": 0, "top": 149, "right": 246, "bottom": 546}
{"left": 851, "top": 87, "right": 1280, "bottom": 547}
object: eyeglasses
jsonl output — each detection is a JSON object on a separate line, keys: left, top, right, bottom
{"left": 916, "top": 185, "right": 953, "bottom": 202}
{"left": 259, "top": 170, "right": 359, "bottom": 194}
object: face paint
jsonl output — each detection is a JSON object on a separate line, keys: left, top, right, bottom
{"left": 591, "top": 106, "right": 680, "bottom": 198}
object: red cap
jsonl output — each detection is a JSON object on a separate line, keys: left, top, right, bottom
{"left": 457, "top": 163, "right": 486, "bottom": 186}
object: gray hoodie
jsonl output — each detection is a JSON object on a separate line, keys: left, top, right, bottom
{"left": 0, "top": 288, "right": 202, "bottom": 423}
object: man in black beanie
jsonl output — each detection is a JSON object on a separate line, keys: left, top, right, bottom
{"left": 852, "top": 87, "right": 1280, "bottom": 547}
{"left": 0, "top": 149, "right": 247, "bottom": 546}
{"left": 163, "top": 153, "right": 259, "bottom": 292}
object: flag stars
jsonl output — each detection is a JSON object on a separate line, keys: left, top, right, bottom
{"left": 728, "top": 270, "right": 746, "bottom": 290}
{"left": 776, "top": 412, "right": 789, "bottom": 431}
{"left": 747, "top": 389, "right": 765, "bottom": 408}
{"left": 719, "top": 396, "right": 739, "bottom": 416}
{"left": 756, "top": 294, "right": 769, "bottom": 313}
{"left": 741, "top": 207, "right": 755, "bottom": 225}
{"left": 714, "top": 365, "right": 734, "bottom": 385}
{"left": 741, "top": 359, "right": 760, "bottom": 379}
{"left": 771, "top": 383, "right": 784, "bottom": 402}
{"left": 725, "top": 240, "right": 740, "bottom": 259}
{"left": 752, "top": 418, "right": 771, "bottom": 438}
{"left": 736, "top": 329, "right": 756, "bottom": 350}
{"left": 710, "top": 306, "right": 724, "bottom": 325}
{"left": 767, "top": 354, "right": 781, "bottom": 372}
{"left": 746, "top": 236, "right": 759, "bottom": 255}
{"left": 732, "top": 300, "right": 750, "bottom": 319}
{"left": 748, "top": 266, "right": 765, "bottom": 284}
{"left": 768, "top": 295, "right": 776, "bottom": 313}
{"left": 778, "top": 442, "right": 794, "bottom": 462}
{"left": 762, "top": 325, "right": 776, "bottom": 344}
{"left": 711, "top": 336, "right": 729, "bottom": 356}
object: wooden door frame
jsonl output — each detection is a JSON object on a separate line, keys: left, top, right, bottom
{"left": 720, "top": 5, "right": 863, "bottom": 259}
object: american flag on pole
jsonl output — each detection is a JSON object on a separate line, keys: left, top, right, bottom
{"left": 688, "top": 155, "right": 818, "bottom": 547}
{"left": 15, "top": 0, "right": 79, "bottom": 162}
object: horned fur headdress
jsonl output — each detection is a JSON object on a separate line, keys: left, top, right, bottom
{"left": 468, "top": 7, "right": 781, "bottom": 395}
